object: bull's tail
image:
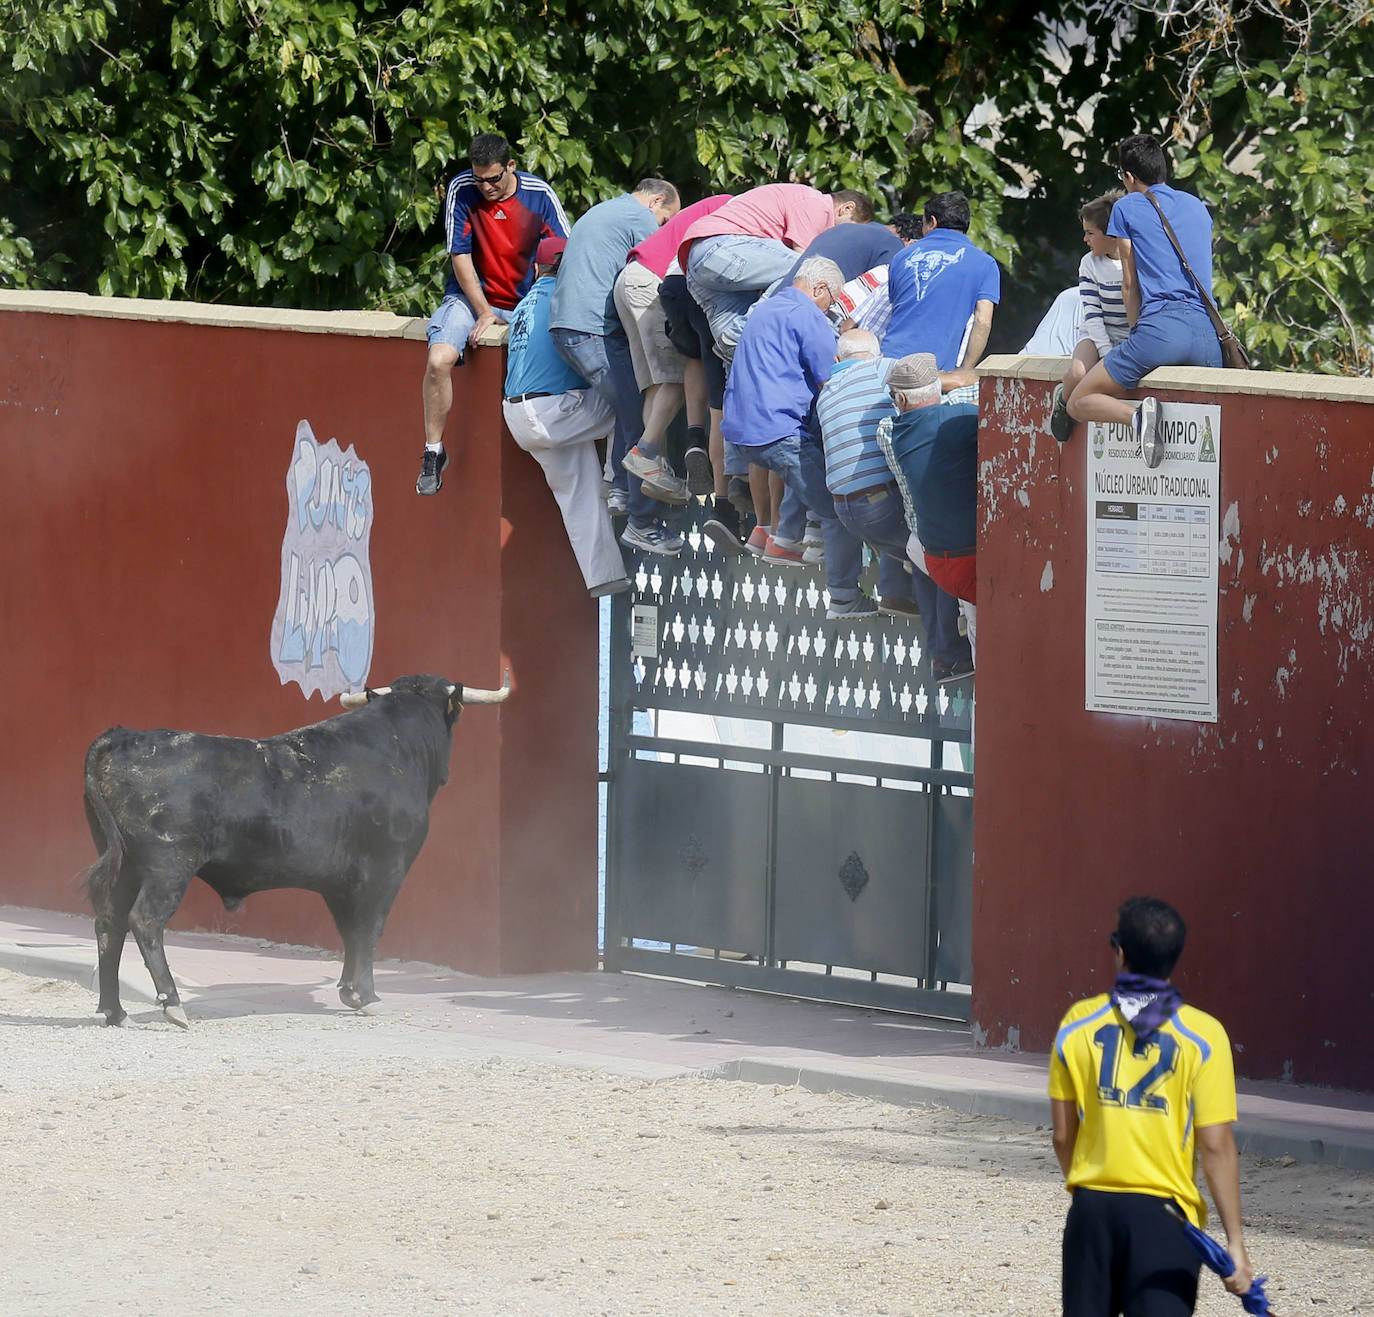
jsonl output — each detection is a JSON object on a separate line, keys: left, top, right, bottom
{"left": 82, "top": 735, "right": 125, "bottom": 907}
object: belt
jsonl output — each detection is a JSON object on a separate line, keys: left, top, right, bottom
{"left": 504, "top": 391, "right": 554, "bottom": 404}
{"left": 835, "top": 481, "right": 897, "bottom": 503}
{"left": 926, "top": 547, "right": 976, "bottom": 559}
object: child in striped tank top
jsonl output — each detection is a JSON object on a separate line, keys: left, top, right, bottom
{"left": 1049, "top": 192, "right": 1127, "bottom": 442}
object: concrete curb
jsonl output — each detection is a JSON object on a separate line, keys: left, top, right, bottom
{"left": 0, "top": 940, "right": 157, "bottom": 1004}
{"left": 697, "top": 1059, "right": 1374, "bottom": 1174}
{"left": 695, "top": 1057, "right": 1048, "bottom": 1125}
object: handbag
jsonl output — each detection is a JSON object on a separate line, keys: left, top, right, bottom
{"left": 1141, "top": 189, "right": 1250, "bottom": 370}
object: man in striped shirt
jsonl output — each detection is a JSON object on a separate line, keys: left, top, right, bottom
{"left": 817, "top": 331, "right": 967, "bottom": 677}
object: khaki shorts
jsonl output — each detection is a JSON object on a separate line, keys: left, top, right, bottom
{"left": 613, "top": 261, "right": 685, "bottom": 390}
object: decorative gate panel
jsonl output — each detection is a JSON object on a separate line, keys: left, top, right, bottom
{"left": 604, "top": 512, "right": 973, "bottom": 1020}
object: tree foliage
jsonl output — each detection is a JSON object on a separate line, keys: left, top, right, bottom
{"left": 1, "top": 0, "right": 1370, "bottom": 373}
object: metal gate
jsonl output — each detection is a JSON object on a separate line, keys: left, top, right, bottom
{"left": 603, "top": 508, "right": 974, "bottom": 1020}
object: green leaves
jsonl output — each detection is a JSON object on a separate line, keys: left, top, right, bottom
{"left": 0, "top": 0, "right": 1367, "bottom": 373}
{"left": 1176, "top": 10, "right": 1374, "bottom": 374}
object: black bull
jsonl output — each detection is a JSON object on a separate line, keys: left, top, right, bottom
{"left": 82, "top": 672, "right": 510, "bottom": 1027}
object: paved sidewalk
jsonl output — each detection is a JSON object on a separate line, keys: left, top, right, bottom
{"left": 2, "top": 904, "right": 1371, "bottom": 1171}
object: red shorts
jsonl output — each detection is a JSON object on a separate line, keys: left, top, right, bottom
{"left": 925, "top": 553, "right": 976, "bottom": 605}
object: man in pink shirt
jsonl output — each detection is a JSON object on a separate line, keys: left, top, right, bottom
{"left": 680, "top": 184, "right": 869, "bottom": 361}
{"left": 613, "top": 194, "right": 732, "bottom": 504}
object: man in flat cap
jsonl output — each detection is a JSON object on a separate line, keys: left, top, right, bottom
{"left": 877, "top": 352, "right": 980, "bottom": 675}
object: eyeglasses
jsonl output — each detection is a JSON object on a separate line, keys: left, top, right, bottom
{"left": 473, "top": 165, "right": 510, "bottom": 188}
{"left": 1109, "top": 931, "right": 1122, "bottom": 950}
{"left": 889, "top": 388, "right": 905, "bottom": 406}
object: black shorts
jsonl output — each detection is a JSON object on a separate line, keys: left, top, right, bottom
{"left": 1062, "top": 1189, "right": 1201, "bottom": 1317}
{"left": 657, "top": 274, "right": 726, "bottom": 410}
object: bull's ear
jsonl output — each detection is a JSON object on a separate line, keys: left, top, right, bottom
{"left": 446, "top": 684, "right": 463, "bottom": 719}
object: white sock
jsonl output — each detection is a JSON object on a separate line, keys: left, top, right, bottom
{"left": 425, "top": 441, "right": 443, "bottom": 454}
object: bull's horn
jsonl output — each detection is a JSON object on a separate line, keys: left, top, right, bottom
{"left": 461, "top": 669, "right": 513, "bottom": 705}
{"left": 340, "top": 686, "right": 391, "bottom": 709}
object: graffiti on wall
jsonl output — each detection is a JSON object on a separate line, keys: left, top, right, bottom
{"left": 270, "top": 420, "right": 375, "bottom": 699}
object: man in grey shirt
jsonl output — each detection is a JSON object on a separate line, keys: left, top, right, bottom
{"left": 549, "top": 180, "right": 683, "bottom": 556}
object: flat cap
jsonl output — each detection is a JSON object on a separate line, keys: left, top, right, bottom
{"left": 887, "top": 353, "right": 939, "bottom": 391}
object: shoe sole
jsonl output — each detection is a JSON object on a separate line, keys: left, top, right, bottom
{"left": 879, "top": 604, "right": 921, "bottom": 618}
{"left": 1137, "top": 397, "right": 1163, "bottom": 468}
{"left": 762, "top": 555, "right": 807, "bottom": 568}
{"left": 640, "top": 480, "right": 690, "bottom": 506}
{"left": 685, "top": 448, "right": 713, "bottom": 497}
{"left": 588, "top": 579, "right": 631, "bottom": 598}
{"left": 936, "top": 669, "right": 975, "bottom": 685}
{"left": 703, "top": 520, "right": 748, "bottom": 556}
{"left": 727, "top": 481, "right": 755, "bottom": 519}
{"left": 1049, "top": 389, "right": 1074, "bottom": 443}
{"left": 826, "top": 608, "right": 879, "bottom": 620}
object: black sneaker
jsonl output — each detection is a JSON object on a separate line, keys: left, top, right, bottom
{"left": 932, "top": 655, "right": 975, "bottom": 685}
{"left": 1049, "top": 385, "right": 1074, "bottom": 443}
{"left": 416, "top": 448, "right": 450, "bottom": 495}
{"left": 703, "top": 498, "right": 747, "bottom": 556}
{"left": 685, "top": 446, "right": 714, "bottom": 497}
{"left": 727, "top": 476, "right": 754, "bottom": 519}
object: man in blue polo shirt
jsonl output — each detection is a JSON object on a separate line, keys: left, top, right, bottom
{"left": 503, "top": 238, "right": 629, "bottom": 598}
{"left": 722, "top": 258, "right": 872, "bottom": 619}
{"left": 883, "top": 192, "right": 1000, "bottom": 404}
{"left": 1066, "top": 134, "right": 1221, "bottom": 468}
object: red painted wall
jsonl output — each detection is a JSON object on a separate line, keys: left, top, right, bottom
{"left": 0, "top": 300, "right": 598, "bottom": 975}
{"left": 973, "top": 363, "right": 1374, "bottom": 1089}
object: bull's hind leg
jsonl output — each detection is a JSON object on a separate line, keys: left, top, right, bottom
{"left": 93, "top": 904, "right": 133, "bottom": 1027}
{"left": 86, "top": 798, "right": 133, "bottom": 1026}
{"left": 127, "top": 872, "right": 195, "bottom": 1028}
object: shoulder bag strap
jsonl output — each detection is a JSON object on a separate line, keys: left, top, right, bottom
{"left": 1140, "top": 188, "right": 1232, "bottom": 344}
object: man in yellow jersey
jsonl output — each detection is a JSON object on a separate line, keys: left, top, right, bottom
{"left": 1049, "top": 896, "right": 1256, "bottom": 1315}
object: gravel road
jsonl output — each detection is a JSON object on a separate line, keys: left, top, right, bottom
{"left": 0, "top": 968, "right": 1369, "bottom": 1315}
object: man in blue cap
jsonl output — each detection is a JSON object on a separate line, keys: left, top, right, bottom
{"left": 501, "top": 236, "right": 629, "bottom": 599}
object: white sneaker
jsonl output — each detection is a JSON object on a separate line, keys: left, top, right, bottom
{"left": 621, "top": 446, "right": 663, "bottom": 479}
{"left": 1135, "top": 396, "right": 1163, "bottom": 468}
{"left": 606, "top": 488, "right": 630, "bottom": 516}
{"left": 641, "top": 471, "right": 690, "bottom": 505}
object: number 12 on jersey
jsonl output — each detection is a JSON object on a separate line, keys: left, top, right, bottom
{"left": 1093, "top": 1024, "right": 1178, "bottom": 1113}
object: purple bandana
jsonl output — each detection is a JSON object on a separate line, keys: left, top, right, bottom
{"left": 1110, "top": 973, "right": 1183, "bottom": 1043}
